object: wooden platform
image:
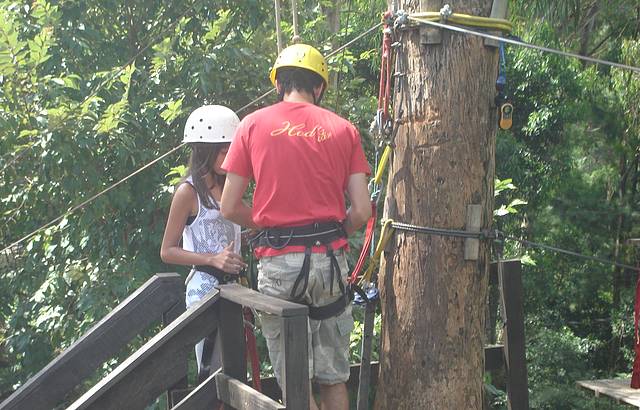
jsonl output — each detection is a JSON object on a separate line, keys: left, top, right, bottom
{"left": 577, "top": 379, "right": 640, "bottom": 408}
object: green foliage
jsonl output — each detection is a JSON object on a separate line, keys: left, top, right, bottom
{"left": 349, "top": 306, "right": 381, "bottom": 365}
{"left": 496, "top": 4, "right": 640, "bottom": 408}
{"left": 0, "top": 0, "right": 385, "bottom": 404}
{"left": 494, "top": 178, "right": 528, "bottom": 217}
{"left": 1, "top": 1, "right": 639, "bottom": 409}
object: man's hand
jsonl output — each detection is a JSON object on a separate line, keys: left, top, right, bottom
{"left": 221, "top": 172, "right": 259, "bottom": 230}
{"left": 344, "top": 173, "right": 372, "bottom": 236}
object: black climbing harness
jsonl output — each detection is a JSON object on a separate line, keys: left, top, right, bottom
{"left": 252, "top": 221, "right": 357, "bottom": 320}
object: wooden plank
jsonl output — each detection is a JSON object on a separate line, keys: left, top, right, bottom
{"left": 577, "top": 379, "right": 640, "bottom": 408}
{"left": 280, "top": 315, "right": 309, "bottom": 409}
{"left": 218, "top": 298, "right": 246, "bottom": 410}
{"left": 484, "top": 345, "right": 504, "bottom": 372}
{"left": 489, "top": 259, "right": 525, "bottom": 286}
{"left": 356, "top": 301, "right": 377, "bottom": 410}
{"left": 0, "top": 273, "right": 183, "bottom": 410}
{"left": 67, "top": 289, "right": 220, "bottom": 410}
{"left": 420, "top": 24, "right": 442, "bottom": 45}
{"left": 487, "top": 262, "right": 500, "bottom": 344}
{"left": 216, "top": 373, "right": 285, "bottom": 410}
{"left": 464, "top": 204, "right": 482, "bottom": 260}
{"left": 219, "top": 284, "right": 308, "bottom": 317}
{"left": 172, "top": 370, "right": 220, "bottom": 410}
{"left": 163, "top": 300, "right": 187, "bottom": 408}
{"left": 500, "top": 260, "right": 529, "bottom": 410}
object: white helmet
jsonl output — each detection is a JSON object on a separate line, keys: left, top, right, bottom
{"left": 183, "top": 105, "right": 240, "bottom": 144}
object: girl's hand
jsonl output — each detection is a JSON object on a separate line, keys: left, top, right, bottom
{"left": 208, "top": 241, "right": 247, "bottom": 274}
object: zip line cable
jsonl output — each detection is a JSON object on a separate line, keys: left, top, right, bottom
{"left": 1, "top": 144, "right": 185, "bottom": 256}
{"left": 2, "top": 7, "right": 635, "bottom": 284}
{"left": 0, "top": 0, "right": 209, "bottom": 175}
{"left": 388, "top": 220, "right": 640, "bottom": 273}
{"left": 406, "top": 15, "right": 640, "bottom": 74}
{"left": 502, "top": 234, "right": 640, "bottom": 273}
{"left": 0, "top": 146, "right": 33, "bottom": 175}
{"left": 1, "top": 21, "right": 383, "bottom": 256}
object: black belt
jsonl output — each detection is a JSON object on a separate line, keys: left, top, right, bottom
{"left": 253, "top": 222, "right": 349, "bottom": 320}
{"left": 194, "top": 265, "right": 237, "bottom": 284}
{"left": 252, "top": 221, "right": 345, "bottom": 250}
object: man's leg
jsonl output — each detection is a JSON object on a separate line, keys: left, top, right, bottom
{"left": 308, "top": 251, "right": 353, "bottom": 410}
{"left": 319, "top": 382, "right": 349, "bottom": 410}
{"left": 258, "top": 254, "right": 317, "bottom": 408}
{"left": 309, "top": 382, "right": 320, "bottom": 410}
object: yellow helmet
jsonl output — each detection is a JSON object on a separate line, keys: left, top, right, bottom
{"left": 269, "top": 43, "right": 329, "bottom": 87}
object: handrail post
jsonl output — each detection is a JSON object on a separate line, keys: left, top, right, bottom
{"left": 163, "top": 300, "right": 187, "bottom": 408}
{"left": 280, "top": 314, "right": 309, "bottom": 409}
{"left": 218, "top": 298, "right": 247, "bottom": 410}
{"left": 499, "top": 260, "right": 529, "bottom": 410}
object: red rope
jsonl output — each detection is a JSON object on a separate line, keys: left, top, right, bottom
{"left": 348, "top": 12, "right": 395, "bottom": 286}
{"left": 244, "top": 308, "right": 262, "bottom": 391}
{"left": 349, "top": 203, "right": 377, "bottom": 284}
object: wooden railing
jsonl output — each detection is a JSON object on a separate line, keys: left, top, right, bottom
{"left": 2, "top": 262, "right": 528, "bottom": 410}
{"left": 0, "top": 273, "right": 184, "bottom": 410}
{"left": 486, "top": 259, "right": 529, "bottom": 410}
{"left": 64, "top": 283, "right": 309, "bottom": 410}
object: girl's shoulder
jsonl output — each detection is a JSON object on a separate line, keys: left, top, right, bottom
{"left": 172, "top": 181, "right": 198, "bottom": 203}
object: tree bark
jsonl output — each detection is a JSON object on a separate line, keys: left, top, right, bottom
{"left": 322, "top": 0, "right": 342, "bottom": 89}
{"left": 375, "top": 1, "right": 498, "bottom": 408}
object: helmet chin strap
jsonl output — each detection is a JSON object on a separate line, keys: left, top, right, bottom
{"left": 314, "top": 85, "right": 326, "bottom": 105}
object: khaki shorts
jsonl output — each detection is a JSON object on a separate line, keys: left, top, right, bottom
{"left": 258, "top": 249, "right": 354, "bottom": 385}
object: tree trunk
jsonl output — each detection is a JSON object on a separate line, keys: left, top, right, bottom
{"left": 322, "top": 0, "right": 341, "bottom": 89}
{"left": 375, "top": 1, "right": 498, "bottom": 408}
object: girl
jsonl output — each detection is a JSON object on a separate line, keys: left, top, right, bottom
{"left": 160, "top": 104, "right": 246, "bottom": 380}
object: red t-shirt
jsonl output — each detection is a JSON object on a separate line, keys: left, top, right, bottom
{"left": 222, "top": 101, "right": 370, "bottom": 257}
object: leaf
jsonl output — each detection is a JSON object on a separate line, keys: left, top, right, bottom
{"left": 494, "top": 178, "right": 516, "bottom": 196}
{"left": 494, "top": 205, "right": 510, "bottom": 216}
{"left": 160, "top": 97, "right": 184, "bottom": 125}
{"left": 94, "top": 99, "right": 128, "bottom": 135}
{"left": 27, "top": 27, "right": 54, "bottom": 68}
{"left": 203, "top": 9, "right": 232, "bottom": 43}
{"left": 521, "top": 254, "right": 537, "bottom": 266}
{"left": 509, "top": 199, "right": 528, "bottom": 207}
{"left": 166, "top": 164, "right": 188, "bottom": 185}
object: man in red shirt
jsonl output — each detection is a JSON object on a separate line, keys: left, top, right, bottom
{"left": 221, "top": 43, "right": 371, "bottom": 410}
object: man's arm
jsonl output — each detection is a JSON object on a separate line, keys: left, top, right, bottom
{"left": 221, "top": 172, "right": 259, "bottom": 230}
{"left": 343, "top": 173, "right": 372, "bottom": 236}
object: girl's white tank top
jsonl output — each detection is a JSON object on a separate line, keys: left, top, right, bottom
{"left": 182, "top": 176, "right": 241, "bottom": 257}
{"left": 183, "top": 177, "right": 242, "bottom": 308}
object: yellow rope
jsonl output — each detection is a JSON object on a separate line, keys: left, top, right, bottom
{"left": 410, "top": 12, "right": 512, "bottom": 33}
{"left": 360, "top": 219, "right": 395, "bottom": 285}
{"left": 374, "top": 144, "right": 392, "bottom": 185}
